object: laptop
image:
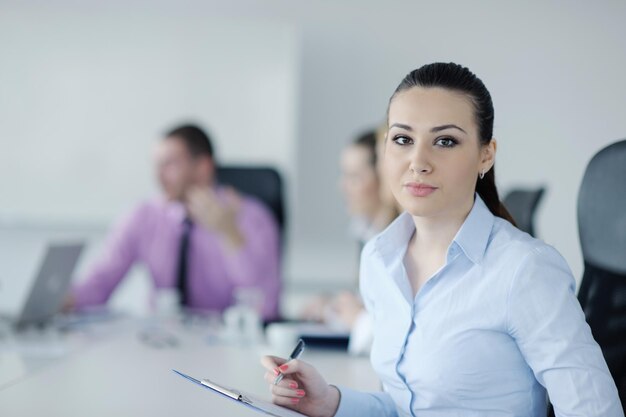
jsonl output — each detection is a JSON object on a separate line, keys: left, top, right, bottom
{"left": 12, "top": 242, "right": 85, "bottom": 328}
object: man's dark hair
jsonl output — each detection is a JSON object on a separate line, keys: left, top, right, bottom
{"left": 165, "top": 124, "right": 214, "bottom": 158}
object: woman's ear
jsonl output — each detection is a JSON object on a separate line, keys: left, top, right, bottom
{"left": 481, "top": 138, "right": 497, "bottom": 172}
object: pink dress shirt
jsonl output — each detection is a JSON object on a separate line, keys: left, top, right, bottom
{"left": 71, "top": 187, "right": 281, "bottom": 319}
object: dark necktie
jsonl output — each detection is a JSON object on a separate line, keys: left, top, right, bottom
{"left": 176, "top": 218, "right": 193, "bottom": 307}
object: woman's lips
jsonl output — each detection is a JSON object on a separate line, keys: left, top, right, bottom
{"left": 404, "top": 182, "right": 438, "bottom": 197}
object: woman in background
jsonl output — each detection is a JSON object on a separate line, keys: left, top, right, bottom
{"left": 301, "top": 127, "right": 399, "bottom": 355}
{"left": 341, "top": 128, "right": 399, "bottom": 246}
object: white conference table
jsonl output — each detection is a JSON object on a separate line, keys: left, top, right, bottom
{"left": 0, "top": 317, "right": 380, "bottom": 416}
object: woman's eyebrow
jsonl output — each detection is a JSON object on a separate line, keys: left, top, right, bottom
{"left": 389, "top": 123, "right": 467, "bottom": 134}
{"left": 430, "top": 124, "right": 467, "bottom": 134}
{"left": 389, "top": 123, "right": 412, "bottom": 131}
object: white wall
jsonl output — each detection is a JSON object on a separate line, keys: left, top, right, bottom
{"left": 2, "top": 1, "right": 626, "bottom": 315}
{"left": 0, "top": 6, "right": 298, "bottom": 223}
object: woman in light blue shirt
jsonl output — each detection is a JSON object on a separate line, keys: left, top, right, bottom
{"left": 262, "top": 62, "right": 622, "bottom": 416}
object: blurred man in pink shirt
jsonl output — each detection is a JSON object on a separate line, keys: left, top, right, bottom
{"left": 67, "top": 124, "right": 280, "bottom": 319}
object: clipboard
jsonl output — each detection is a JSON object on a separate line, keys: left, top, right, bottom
{"left": 173, "top": 370, "right": 307, "bottom": 417}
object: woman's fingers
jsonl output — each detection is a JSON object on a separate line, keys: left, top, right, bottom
{"left": 264, "top": 373, "right": 298, "bottom": 388}
{"left": 271, "top": 394, "right": 303, "bottom": 407}
{"left": 261, "top": 355, "right": 287, "bottom": 372}
{"left": 274, "top": 359, "right": 308, "bottom": 376}
{"left": 262, "top": 371, "right": 304, "bottom": 406}
{"left": 262, "top": 356, "right": 305, "bottom": 379}
{"left": 263, "top": 371, "right": 299, "bottom": 388}
{"left": 270, "top": 383, "right": 306, "bottom": 398}
{"left": 264, "top": 370, "right": 276, "bottom": 385}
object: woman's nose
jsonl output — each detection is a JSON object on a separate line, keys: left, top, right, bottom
{"left": 408, "top": 142, "right": 433, "bottom": 175}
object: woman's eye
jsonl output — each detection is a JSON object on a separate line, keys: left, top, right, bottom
{"left": 393, "top": 135, "right": 413, "bottom": 146}
{"left": 435, "top": 137, "right": 457, "bottom": 148}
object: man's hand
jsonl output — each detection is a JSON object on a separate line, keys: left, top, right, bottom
{"left": 185, "top": 186, "right": 244, "bottom": 250}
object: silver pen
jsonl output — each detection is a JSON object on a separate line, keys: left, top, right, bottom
{"left": 273, "top": 338, "right": 305, "bottom": 385}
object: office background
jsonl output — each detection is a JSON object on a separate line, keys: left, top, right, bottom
{"left": 1, "top": 0, "right": 626, "bottom": 315}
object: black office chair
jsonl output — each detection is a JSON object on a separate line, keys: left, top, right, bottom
{"left": 502, "top": 187, "right": 546, "bottom": 237}
{"left": 577, "top": 139, "right": 626, "bottom": 406}
{"left": 216, "top": 165, "right": 285, "bottom": 235}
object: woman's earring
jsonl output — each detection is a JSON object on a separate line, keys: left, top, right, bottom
{"left": 479, "top": 169, "right": 486, "bottom": 180}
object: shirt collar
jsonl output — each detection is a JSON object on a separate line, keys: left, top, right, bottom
{"left": 452, "top": 194, "right": 494, "bottom": 265}
{"left": 374, "top": 193, "right": 495, "bottom": 267}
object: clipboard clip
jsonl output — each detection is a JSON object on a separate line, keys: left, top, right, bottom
{"left": 200, "top": 379, "right": 252, "bottom": 404}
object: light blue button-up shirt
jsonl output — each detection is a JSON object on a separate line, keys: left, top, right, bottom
{"left": 335, "top": 195, "right": 622, "bottom": 417}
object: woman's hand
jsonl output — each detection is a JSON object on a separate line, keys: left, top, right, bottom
{"left": 261, "top": 355, "right": 341, "bottom": 417}
{"left": 300, "top": 295, "right": 332, "bottom": 322}
{"left": 330, "top": 292, "right": 364, "bottom": 329}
